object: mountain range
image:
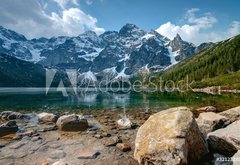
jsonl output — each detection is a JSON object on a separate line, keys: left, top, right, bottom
{"left": 156, "top": 34, "right": 240, "bottom": 90}
{"left": 0, "top": 24, "right": 213, "bottom": 85}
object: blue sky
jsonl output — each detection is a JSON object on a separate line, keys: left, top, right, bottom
{"left": 0, "top": 0, "right": 239, "bottom": 44}
{"left": 72, "top": 0, "right": 240, "bottom": 32}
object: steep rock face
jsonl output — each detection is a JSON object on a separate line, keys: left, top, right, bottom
{"left": 134, "top": 107, "right": 209, "bottom": 165}
{"left": 0, "top": 25, "right": 213, "bottom": 82}
{"left": 169, "top": 34, "right": 195, "bottom": 61}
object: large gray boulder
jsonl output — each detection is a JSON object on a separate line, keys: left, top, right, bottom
{"left": 219, "top": 106, "right": 240, "bottom": 124}
{"left": 56, "top": 114, "right": 88, "bottom": 131}
{"left": 134, "top": 107, "right": 209, "bottom": 165}
{"left": 196, "top": 112, "right": 228, "bottom": 137}
{"left": 0, "top": 121, "right": 18, "bottom": 137}
{"left": 208, "top": 120, "right": 240, "bottom": 156}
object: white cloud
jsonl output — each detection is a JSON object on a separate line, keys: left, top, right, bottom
{"left": 227, "top": 21, "right": 240, "bottom": 37}
{"left": 54, "top": 0, "right": 79, "bottom": 9}
{"left": 85, "top": 0, "right": 93, "bottom": 5}
{"left": 156, "top": 8, "right": 240, "bottom": 44}
{"left": 50, "top": 8, "right": 105, "bottom": 36}
{"left": 0, "top": 0, "right": 104, "bottom": 39}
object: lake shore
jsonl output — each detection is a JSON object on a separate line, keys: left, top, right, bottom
{"left": 0, "top": 106, "right": 240, "bottom": 164}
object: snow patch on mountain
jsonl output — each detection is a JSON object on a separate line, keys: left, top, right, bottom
{"left": 80, "top": 48, "right": 104, "bottom": 61}
{"left": 79, "top": 70, "right": 97, "bottom": 82}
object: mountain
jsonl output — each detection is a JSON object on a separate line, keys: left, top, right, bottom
{"left": 0, "top": 24, "right": 213, "bottom": 82}
{"left": 0, "top": 53, "right": 74, "bottom": 87}
{"left": 0, "top": 53, "right": 45, "bottom": 87}
{"left": 157, "top": 35, "right": 240, "bottom": 89}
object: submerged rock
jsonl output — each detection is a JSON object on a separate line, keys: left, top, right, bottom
{"left": 196, "top": 106, "right": 217, "bottom": 113}
{"left": 196, "top": 112, "right": 228, "bottom": 137}
{"left": 117, "top": 117, "right": 133, "bottom": 129}
{"left": 208, "top": 120, "right": 240, "bottom": 157}
{"left": 219, "top": 106, "right": 240, "bottom": 124}
{"left": 103, "top": 136, "right": 122, "bottom": 146}
{"left": 116, "top": 143, "right": 131, "bottom": 152}
{"left": 0, "top": 120, "right": 18, "bottom": 137}
{"left": 56, "top": 114, "right": 88, "bottom": 131}
{"left": 0, "top": 111, "right": 23, "bottom": 120}
{"left": 37, "top": 112, "right": 59, "bottom": 123}
{"left": 76, "top": 150, "right": 100, "bottom": 159}
{"left": 134, "top": 107, "right": 209, "bottom": 165}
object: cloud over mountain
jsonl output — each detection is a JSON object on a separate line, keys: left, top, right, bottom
{"left": 0, "top": 0, "right": 104, "bottom": 39}
{"left": 156, "top": 8, "right": 240, "bottom": 44}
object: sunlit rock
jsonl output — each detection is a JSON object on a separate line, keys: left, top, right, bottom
{"left": 134, "top": 107, "right": 209, "bottom": 165}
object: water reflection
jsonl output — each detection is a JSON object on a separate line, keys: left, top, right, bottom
{"left": 0, "top": 88, "right": 240, "bottom": 112}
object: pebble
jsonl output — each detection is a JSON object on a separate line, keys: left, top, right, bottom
{"left": 104, "top": 136, "right": 122, "bottom": 147}
{"left": 94, "top": 134, "right": 103, "bottom": 139}
{"left": 76, "top": 150, "right": 100, "bottom": 159}
{"left": 49, "top": 150, "right": 66, "bottom": 159}
{"left": 0, "top": 144, "right": 5, "bottom": 148}
{"left": 116, "top": 143, "right": 131, "bottom": 152}
{"left": 41, "top": 159, "right": 53, "bottom": 165}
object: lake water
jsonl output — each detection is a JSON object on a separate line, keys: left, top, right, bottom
{"left": 0, "top": 88, "right": 240, "bottom": 113}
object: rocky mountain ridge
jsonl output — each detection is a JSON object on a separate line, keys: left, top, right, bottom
{"left": 0, "top": 24, "right": 214, "bottom": 82}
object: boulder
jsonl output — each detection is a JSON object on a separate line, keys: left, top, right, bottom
{"left": 196, "top": 112, "right": 229, "bottom": 137}
{"left": 219, "top": 106, "right": 240, "bottom": 124}
{"left": 0, "top": 111, "right": 23, "bottom": 120}
{"left": 37, "top": 112, "right": 59, "bottom": 123}
{"left": 56, "top": 114, "right": 88, "bottom": 131}
{"left": 196, "top": 106, "right": 217, "bottom": 113}
{"left": 208, "top": 120, "right": 240, "bottom": 157}
{"left": 117, "top": 117, "right": 132, "bottom": 129}
{"left": 0, "top": 121, "right": 18, "bottom": 137}
{"left": 134, "top": 107, "right": 209, "bottom": 165}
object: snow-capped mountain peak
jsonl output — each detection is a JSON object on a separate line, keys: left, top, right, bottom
{"left": 0, "top": 25, "right": 214, "bottom": 82}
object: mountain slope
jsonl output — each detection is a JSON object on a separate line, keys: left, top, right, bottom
{"left": 159, "top": 35, "right": 240, "bottom": 89}
{"left": 0, "top": 53, "right": 46, "bottom": 87}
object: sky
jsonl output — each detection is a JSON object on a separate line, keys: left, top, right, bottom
{"left": 0, "top": 0, "right": 240, "bottom": 44}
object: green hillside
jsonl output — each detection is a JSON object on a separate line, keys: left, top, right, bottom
{"left": 0, "top": 53, "right": 46, "bottom": 87}
{"left": 154, "top": 35, "right": 240, "bottom": 90}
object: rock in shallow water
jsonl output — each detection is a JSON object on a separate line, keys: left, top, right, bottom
{"left": 0, "top": 111, "right": 23, "bottom": 120}
{"left": 116, "top": 143, "right": 131, "bottom": 152}
{"left": 0, "top": 120, "right": 18, "bottom": 137}
{"left": 208, "top": 120, "right": 240, "bottom": 157}
{"left": 76, "top": 150, "right": 100, "bottom": 159}
{"left": 37, "top": 112, "right": 59, "bottom": 123}
{"left": 56, "top": 114, "right": 88, "bottom": 131}
{"left": 117, "top": 117, "right": 133, "bottom": 129}
{"left": 134, "top": 107, "right": 209, "bottom": 165}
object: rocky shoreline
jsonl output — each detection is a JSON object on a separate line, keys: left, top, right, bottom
{"left": 0, "top": 106, "right": 240, "bottom": 165}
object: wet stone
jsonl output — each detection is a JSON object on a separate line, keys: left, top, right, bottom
{"left": 76, "top": 150, "right": 100, "bottom": 159}
{"left": 9, "top": 141, "right": 27, "bottom": 149}
{"left": 49, "top": 150, "right": 66, "bottom": 159}
{"left": 116, "top": 143, "right": 131, "bottom": 152}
